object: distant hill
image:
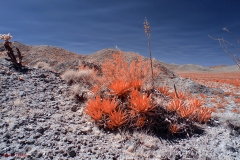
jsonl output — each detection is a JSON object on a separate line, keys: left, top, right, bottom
{"left": 0, "top": 42, "right": 176, "bottom": 78}
{"left": 162, "top": 62, "right": 239, "bottom": 73}
{"left": 0, "top": 41, "right": 238, "bottom": 74}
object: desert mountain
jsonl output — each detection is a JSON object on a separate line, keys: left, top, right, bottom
{"left": 1, "top": 41, "right": 238, "bottom": 74}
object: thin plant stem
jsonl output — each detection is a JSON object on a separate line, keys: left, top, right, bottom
{"left": 208, "top": 28, "right": 240, "bottom": 69}
{"left": 144, "top": 17, "right": 154, "bottom": 89}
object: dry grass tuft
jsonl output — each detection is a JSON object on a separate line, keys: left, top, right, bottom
{"left": 34, "top": 61, "right": 55, "bottom": 71}
{"left": 61, "top": 69, "right": 97, "bottom": 86}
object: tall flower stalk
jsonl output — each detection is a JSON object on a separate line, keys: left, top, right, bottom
{"left": 144, "top": 17, "right": 154, "bottom": 88}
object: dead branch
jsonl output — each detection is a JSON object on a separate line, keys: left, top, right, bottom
{"left": 208, "top": 28, "right": 240, "bottom": 69}
{"left": 174, "top": 84, "right": 179, "bottom": 99}
{"left": 3, "top": 41, "right": 23, "bottom": 69}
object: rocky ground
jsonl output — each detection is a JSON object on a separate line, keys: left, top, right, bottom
{"left": 0, "top": 44, "right": 240, "bottom": 159}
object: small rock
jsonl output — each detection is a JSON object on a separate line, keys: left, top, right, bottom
{"left": 53, "top": 135, "right": 60, "bottom": 141}
{"left": 19, "top": 91, "right": 26, "bottom": 97}
{"left": 63, "top": 152, "right": 68, "bottom": 157}
{"left": 33, "top": 132, "right": 42, "bottom": 139}
{"left": 71, "top": 106, "right": 78, "bottom": 112}
{"left": 36, "top": 152, "right": 43, "bottom": 158}
{"left": 18, "top": 134, "right": 25, "bottom": 139}
{"left": 26, "top": 138, "right": 35, "bottom": 144}
{"left": 36, "top": 127, "right": 44, "bottom": 134}
{"left": 126, "top": 145, "right": 135, "bottom": 153}
{"left": 39, "top": 74, "right": 47, "bottom": 78}
{"left": 3, "top": 133, "right": 11, "bottom": 139}
{"left": 24, "top": 125, "right": 34, "bottom": 131}
{"left": 0, "top": 70, "right": 5, "bottom": 74}
{"left": 81, "top": 126, "right": 92, "bottom": 134}
{"left": 69, "top": 151, "right": 76, "bottom": 157}
{"left": 50, "top": 96, "right": 55, "bottom": 101}
{"left": 226, "top": 145, "right": 236, "bottom": 152}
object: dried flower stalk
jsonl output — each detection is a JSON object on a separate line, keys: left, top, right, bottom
{"left": 144, "top": 17, "right": 154, "bottom": 88}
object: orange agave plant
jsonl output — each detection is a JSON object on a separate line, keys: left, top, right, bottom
{"left": 84, "top": 96, "right": 102, "bottom": 121}
{"left": 157, "top": 86, "right": 171, "bottom": 96}
{"left": 196, "top": 107, "right": 212, "bottom": 123}
{"left": 108, "top": 79, "right": 132, "bottom": 96}
{"left": 129, "top": 80, "right": 143, "bottom": 90}
{"left": 167, "top": 99, "right": 185, "bottom": 112}
{"left": 129, "top": 90, "right": 155, "bottom": 113}
{"left": 107, "top": 109, "right": 127, "bottom": 129}
{"left": 85, "top": 96, "right": 118, "bottom": 120}
{"left": 177, "top": 104, "right": 195, "bottom": 118}
{"left": 189, "top": 98, "right": 204, "bottom": 108}
{"left": 101, "top": 98, "right": 119, "bottom": 114}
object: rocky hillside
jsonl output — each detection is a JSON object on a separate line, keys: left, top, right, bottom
{"left": 0, "top": 42, "right": 225, "bottom": 95}
{"left": 0, "top": 42, "right": 239, "bottom": 159}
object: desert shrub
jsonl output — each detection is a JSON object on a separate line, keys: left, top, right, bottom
{"left": 61, "top": 69, "right": 97, "bottom": 86}
{"left": 100, "top": 51, "right": 161, "bottom": 86}
{"left": 34, "top": 61, "right": 55, "bottom": 71}
{"left": 82, "top": 50, "right": 212, "bottom": 136}
{"left": 73, "top": 19, "right": 213, "bottom": 137}
{"left": 69, "top": 84, "right": 94, "bottom": 102}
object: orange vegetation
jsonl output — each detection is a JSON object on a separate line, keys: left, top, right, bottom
{"left": 167, "top": 99, "right": 185, "bottom": 112}
{"left": 170, "top": 91, "right": 187, "bottom": 100}
{"left": 107, "top": 109, "right": 127, "bottom": 129}
{"left": 169, "top": 123, "right": 180, "bottom": 134}
{"left": 101, "top": 51, "right": 161, "bottom": 84}
{"left": 157, "top": 86, "right": 171, "bottom": 96}
{"left": 178, "top": 71, "right": 240, "bottom": 114}
{"left": 85, "top": 96, "right": 119, "bottom": 119}
{"left": 232, "top": 108, "right": 239, "bottom": 113}
{"left": 196, "top": 107, "right": 212, "bottom": 123}
{"left": 167, "top": 98, "right": 212, "bottom": 123}
{"left": 136, "top": 116, "right": 146, "bottom": 127}
{"left": 83, "top": 51, "right": 218, "bottom": 133}
{"left": 129, "top": 90, "right": 155, "bottom": 113}
{"left": 108, "top": 80, "right": 132, "bottom": 96}
{"left": 234, "top": 98, "right": 240, "bottom": 104}
{"left": 177, "top": 72, "right": 240, "bottom": 88}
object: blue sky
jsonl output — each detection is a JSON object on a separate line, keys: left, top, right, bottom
{"left": 1, "top": 0, "right": 240, "bottom": 67}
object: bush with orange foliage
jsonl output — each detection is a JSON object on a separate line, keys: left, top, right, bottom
{"left": 107, "top": 109, "right": 127, "bottom": 129}
{"left": 167, "top": 99, "right": 184, "bottom": 112}
{"left": 166, "top": 97, "right": 212, "bottom": 123}
{"left": 129, "top": 90, "right": 155, "bottom": 113}
{"left": 81, "top": 50, "right": 213, "bottom": 136}
{"left": 170, "top": 91, "right": 187, "bottom": 100}
{"left": 157, "top": 86, "right": 171, "bottom": 96}
{"left": 100, "top": 51, "right": 161, "bottom": 85}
